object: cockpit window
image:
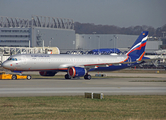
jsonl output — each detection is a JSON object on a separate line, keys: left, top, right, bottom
{"left": 7, "top": 58, "right": 12, "bottom": 60}
{"left": 7, "top": 58, "right": 17, "bottom": 61}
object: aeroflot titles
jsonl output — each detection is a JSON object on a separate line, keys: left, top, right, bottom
{"left": 31, "top": 55, "right": 50, "bottom": 57}
{"left": 30, "top": 57, "right": 125, "bottom": 63}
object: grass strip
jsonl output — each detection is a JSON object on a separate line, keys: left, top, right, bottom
{"left": 130, "top": 80, "right": 166, "bottom": 82}
{"left": 0, "top": 95, "right": 166, "bottom": 120}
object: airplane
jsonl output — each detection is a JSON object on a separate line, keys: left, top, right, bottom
{"left": 2, "top": 31, "right": 149, "bottom": 80}
{"left": 88, "top": 48, "right": 121, "bottom": 54}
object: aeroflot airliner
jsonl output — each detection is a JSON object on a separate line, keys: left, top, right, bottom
{"left": 2, "top": 31, "right": 149, "bottom": 80}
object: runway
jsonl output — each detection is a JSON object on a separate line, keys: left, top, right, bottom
{"left": 0, "top": 72, "right": 166, "bottom": 97}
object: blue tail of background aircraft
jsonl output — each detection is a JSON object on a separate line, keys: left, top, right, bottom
{"left": 126, "top": 31, "right": 148, "bottom": 61}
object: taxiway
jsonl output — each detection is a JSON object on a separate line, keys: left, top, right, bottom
{"left": 0, "top": 72, "right": 166, "bottom": 97}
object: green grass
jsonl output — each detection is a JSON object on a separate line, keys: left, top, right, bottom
{"left": 0, "top": 95, "right": 166, "bottom": 120}
{"left": 130, "top": 80, "right": 166, "bottom": 82}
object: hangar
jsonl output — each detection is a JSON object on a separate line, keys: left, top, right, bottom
{"left": 0, "top": 15, "right": 75, "bottom": 51}
{"left": 76, "top": 34, "right": 162, "bottom": 53}
{"left": 0, "top": 15, "right": 163, "bottom": 54}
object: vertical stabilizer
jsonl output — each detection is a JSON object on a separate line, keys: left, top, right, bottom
{"left": 126, "top": 31, "right": 148, "bottom": 61}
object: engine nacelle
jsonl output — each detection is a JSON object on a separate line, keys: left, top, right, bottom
{"left": 68, "top": 67, "right": 86, "bottom": 77}
{"left": 39, "top": 71, "right": 57, "bottom": 76}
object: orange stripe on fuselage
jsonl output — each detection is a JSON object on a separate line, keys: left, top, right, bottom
{"left": 137, "top": 51, "right": 145, "bottom": 61}
{"left": 59, "top": 68, "right": 68, "bottom": 70}
{"left": 13, "top": 68, "right": 68, "bottom": 71}
{"left": 120, "top": 56, "right": 129, "bottom": 63}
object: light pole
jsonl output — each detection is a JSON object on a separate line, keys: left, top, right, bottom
{"left": 81, "top": 36, "right": 84, "bottom": 51}
{"left": 97, "top": 36, "right": 100, "bottom": 55}
{"left": 49, "top": 38, "right": 54, "bottom": 47}
{"left": 113, "top": 35, "right": 118, "bottom": 53}
{"left": 29, "top": 40, "right": 30, "bottom": 48}
{"left": 73, "top": 41, "right": 75, "bottom": 50}
{"left": 110, "top": 39, "right": 113, "bottom": 53}
{"left": 162, "top": 31, "right": 166, "bottom": 37}
{"left": 49, "top": 41, "right": 51, "bottom": 47}
{"left": 42, "top": 40, "right": 44, "bottom": 51}
{"left": 87, "top": 36, "right": 91, "bottom": 52}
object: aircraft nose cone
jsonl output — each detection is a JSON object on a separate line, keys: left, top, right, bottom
{"left": 2, "top": 62, "right": 10, "bottom": 69}
{"left": 2, "top": 62, "right": 5, "bottom": 68}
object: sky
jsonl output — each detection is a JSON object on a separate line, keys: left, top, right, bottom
{"left": 0, "top": 0, "right": 165, "bottom": 28}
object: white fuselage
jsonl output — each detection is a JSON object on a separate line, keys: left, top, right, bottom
{"left": 2, "top": 54, "right": 128, "bottom": 71}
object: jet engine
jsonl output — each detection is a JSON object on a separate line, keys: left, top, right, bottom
{"left": 39, "top": 71, "right": 58, "bottom": 76}
{"left": 68, "top": 67, "right": 86, "bottom": 77}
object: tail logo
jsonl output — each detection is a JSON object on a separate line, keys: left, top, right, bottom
{"left": 126, "top": 31, "right": 148, "bottom": 57}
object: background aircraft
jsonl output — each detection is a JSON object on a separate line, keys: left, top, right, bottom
{"left": 2, "top": 31, "right": 149, "bottom": 80}
{"left": 88, "top": 48, "right": 121, "bottom": 55}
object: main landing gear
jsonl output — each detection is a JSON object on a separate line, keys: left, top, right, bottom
{"left": 65, "top": 74, "right": 71, "bottom": 79}
{"left": 64, "top": 74, "right": 91, "bottom": 80}
{"left": 84, "top": 74, "right": 91, "bottom": 80}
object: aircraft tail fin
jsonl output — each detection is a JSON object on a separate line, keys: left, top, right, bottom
{"left": 126, "top": 31, "right": 148, "bottom": 61}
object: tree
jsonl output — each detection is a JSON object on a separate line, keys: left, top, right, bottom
{"left": 74, "top": 22, "right": 165, "bottom": 36}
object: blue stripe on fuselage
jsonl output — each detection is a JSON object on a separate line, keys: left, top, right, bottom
{"left": 89, "top": 63, "right": 139, "bottom": 71}
{"left": 90, "top": 56, "right": 149, "bottom": 71}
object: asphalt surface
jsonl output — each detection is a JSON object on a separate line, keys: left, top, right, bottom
{"left": 0, "top": 72, "right": 166, "bottom": 97}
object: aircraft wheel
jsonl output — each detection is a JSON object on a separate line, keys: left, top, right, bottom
{"left": 84, "top": 74, "right": 91, "bottom": 80}
{"left": 65, "top": 74, "right": 71, "bottom": 79}
{"left": 27, "top": 75, "right": 31, "bottom": 80}
{"left": 12, "top": 75, "right": 17, "bottom": 80}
